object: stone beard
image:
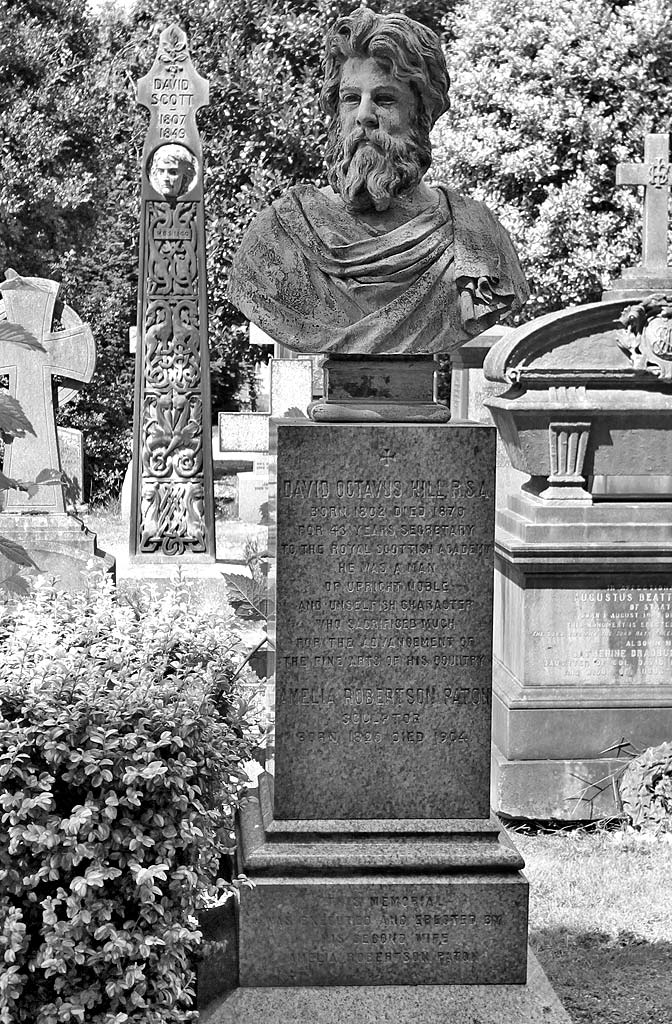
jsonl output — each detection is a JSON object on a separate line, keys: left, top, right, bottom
{"left": 325, "top": 118, "right": 431, "bottom": 214}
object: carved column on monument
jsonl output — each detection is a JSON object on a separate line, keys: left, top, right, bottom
{"left": 130, "top": 24, "right": 215, "bottom": 561}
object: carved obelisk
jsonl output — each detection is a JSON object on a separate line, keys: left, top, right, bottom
{"left": 130, "top": 24, "right": 215, "bottom": 561}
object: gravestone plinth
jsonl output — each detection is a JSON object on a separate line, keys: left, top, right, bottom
{"left": 484, "top": 299, "right": 672, "bottom": 818}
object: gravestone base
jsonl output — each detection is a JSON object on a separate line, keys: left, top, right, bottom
{"left": 200, "top": 949, "right": 570, "bottom": 1024}
{"left": 235, "top": 775, "right": 528, "bottom": 988}
{"left": 0, "top": 513, "right": 114, "bottom": 591}
{"left": 492, "top": 492, "right": 672, "bottom": 819}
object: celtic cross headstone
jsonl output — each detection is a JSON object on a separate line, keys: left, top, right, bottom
{"left": 0, "top": 270, "right": 95, "bottom": 513}
{"left": 606, "top": 132, "right": 672, "bottom": 299}
{"left": 129, "top": 24, "right": 215, "bottom": 560}
{"left": 616, "top": 133, "right": 671, "bottom": 273}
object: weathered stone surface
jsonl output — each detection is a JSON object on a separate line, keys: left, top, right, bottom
{"left": 491, "top": 747, "right": 622, "bottom": 821}
{"left": 238, "top": 774, "right": 524, "bottom": 875}
{"left": 217, "top": 359, "right": 313, "bottom": 454}
{"left": 238, "top": 874, "right": 528, "bottom": 987}
{"left": 200, "top": 950, "right": 571, "bottom": 1024}
{"left": 484, "top": 298, "right": 672, "bottom": 496}
{"left": 271, "top": 421, "right": 496, "bottom": 821}
{"left": 57, "top": 427, "right": 84, "bottom": 509}
{"left": 0, "top": 513, "right": 114, "bottom": 592}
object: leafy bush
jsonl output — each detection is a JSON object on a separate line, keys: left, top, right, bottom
{"left": 0, "top": 572, "right": 262, "bottom": 1023}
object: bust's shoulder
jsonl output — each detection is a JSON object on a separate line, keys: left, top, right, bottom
{"left": 434, "top": 185, "right": 502, "bottom": 228}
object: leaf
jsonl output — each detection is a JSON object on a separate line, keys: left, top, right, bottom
{"left": 0, "top": 470, "right": 25, "bottom": 491}
{"left": 0, "top": 321, "right": 46, "bottom": 352}
{"left": 0, "top": 570, "right": 31, "bottom": 596}
{"left": 35, "top": 468, "right": 63, "bottom": 484}
{"left": 0, "top": 391, "right": 35, "bottom": 439}
{"left": 0, "top": 537, "right": 40, "bottom": 568}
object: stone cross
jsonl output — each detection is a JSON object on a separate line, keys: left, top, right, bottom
{"left": 130, "top": 23, "right": 215, "bottom": 560}
{"left": 616, "top": 133, "right": 671, "bottom": 273}
{"left": 0, "top": 270, "right": 95, "bottom": 513}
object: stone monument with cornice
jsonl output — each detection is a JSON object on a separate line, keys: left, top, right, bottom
{"left": 200, "top": 11, "right": 571, "bottom": 1024}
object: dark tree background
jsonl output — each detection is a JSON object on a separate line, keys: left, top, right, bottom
{"left": 1, "top": 0, "right": 671, "bottom": 499}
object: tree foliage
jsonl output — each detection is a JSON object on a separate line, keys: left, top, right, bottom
{"left": 3, "top": 0, "right": 672, "bottom": 498}
{"left": 432, "top": 0, "right": 672, "bottom": 318}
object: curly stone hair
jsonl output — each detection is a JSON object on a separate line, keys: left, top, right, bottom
{"left": 320, "top": 9, "right": 450, "bottom": 129}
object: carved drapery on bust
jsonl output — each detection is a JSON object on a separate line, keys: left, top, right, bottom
{"left": 228, "top": 184, "right": 528, "bottom": 355}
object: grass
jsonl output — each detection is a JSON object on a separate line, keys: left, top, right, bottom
{"left": 83, "top": 499, "right": 268, "bottom": 567}
{"left": 514, "top": 825, "right": 672, "bottom": 1023}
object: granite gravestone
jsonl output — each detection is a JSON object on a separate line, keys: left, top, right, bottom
{"left": 209, "top": 10, "right": 570, "bottom": 1024}
{"left": 0, "top": 270, "right": 112, "bottom": 589}
{"left": 129, "top": 24, "right": 215, "bottom": 562}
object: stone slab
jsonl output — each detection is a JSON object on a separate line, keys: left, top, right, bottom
{"left": 271, "top": 422, "right": 496, "bottom": 821}
{"left": 0, "top": 512, "right": 114, "bottom": 591}
{"left": 219, "top": 412, "right": 269, "bottom": 453}
{"left": 491, "top": 746, "right": 621, "bottom": 821}
{"left": 238, "top": 873, "right": 528, "bottom": 987}
{"left": 200, "top": 949, "right": 569, "bottom": 1024}
{"left": 493, "top": 693, "right": 672, "bottom": 760}
{"left": 57, "top": 426, "right": 84, "bottom": 508}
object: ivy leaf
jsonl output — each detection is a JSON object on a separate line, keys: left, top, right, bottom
{"left": 0, "top": 391, "right": 35, "bottom": 439}
{"left": 0, "top": 569, "right": 32, "bottom": 596}
{"left": 0, "top": 537, "right": 40, "bottom": 569}
{"left": 0, "top": 321, "right": 46, "bottom": 352}
{"left": 35, "top": 468, "right": 63, "bottom": 484}
{"left": 0, "top": 469, "right": 25, "bottom": 491}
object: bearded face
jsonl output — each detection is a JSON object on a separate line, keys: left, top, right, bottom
{"left": 325, "top": 120, "right": 431, "bottom": 214}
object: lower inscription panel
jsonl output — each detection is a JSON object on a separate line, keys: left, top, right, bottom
{"left": 238, "top": 874, "right": 528, "bottom": 987}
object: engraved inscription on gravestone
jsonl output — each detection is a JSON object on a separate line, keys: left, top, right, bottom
{"left": 273, "top": 423, "right": 495, "bottom": 821}
{"left": 239, "top": 877, "right": 527, "bottom": 987}
{"left": 528, "top": 580, "right": 672, "bottom": 685}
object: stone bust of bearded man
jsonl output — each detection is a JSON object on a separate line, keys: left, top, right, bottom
{"left": 228, "top": 9, "right": 529, "bottom": 356}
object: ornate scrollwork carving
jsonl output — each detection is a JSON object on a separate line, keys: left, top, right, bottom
{"left": 139, "top": 480, "right": 207, "bottom": 555}
{"left": 144, "top": 298, "right": 201, "bottom": 391}
{"left": 146, "top": 204, "right": 198, "bottom": 297}
{"left": 158, "top": 24, "right": 189, "bottom": 75}
{"left": 136, "top": 197, "right": 210, "bottom": 555}
{"left": 142, "top": 392, "right": 203, "bottom": 479}
{"left": 619, "top": 293, "right": 672, "bottom": 378}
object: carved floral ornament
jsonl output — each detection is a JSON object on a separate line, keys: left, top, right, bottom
{"left": 619, "top": 293, "right": 672, "bottom": 379}
{"left": 158, "top": 24, "right": 188, "bottom": 74}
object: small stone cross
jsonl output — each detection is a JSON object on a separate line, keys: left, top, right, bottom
{"left": 0, "top": 270, "right": 95, "bottom": 513}
{"left": 616, "top": 133, "right": 671, "bottom": 273}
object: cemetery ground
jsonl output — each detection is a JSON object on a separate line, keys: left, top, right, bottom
{"left": 67, "top": 501, "right": 672, "bottom": 1023}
